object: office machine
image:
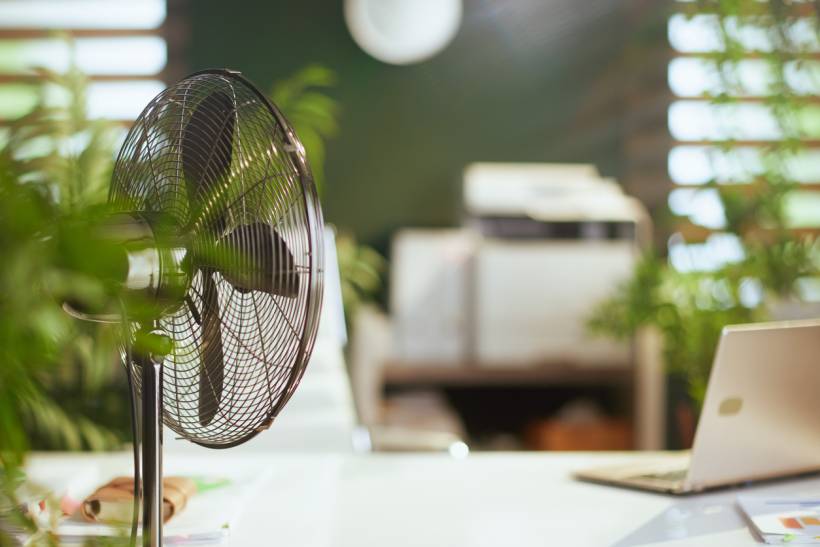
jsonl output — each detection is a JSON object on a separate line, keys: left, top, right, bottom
{"left": 391, "top": 162, "right": 648, "bottom": 367}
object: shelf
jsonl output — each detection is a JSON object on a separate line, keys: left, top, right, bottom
{"left": 382, "top": 361, "right": 632, "bottom": 387}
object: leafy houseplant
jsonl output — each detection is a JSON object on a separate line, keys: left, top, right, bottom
{"left": 0, "top": 64, "right": 131, "bottom": 471}
{"left": 270, "top": 65, "right": 386, "bottom": 326}
{"left": 335, "top": 232, "right": 387, "bottom": 328}
{"left": 270, "top": 64, "right": 340, "bottom": 195}
{"left": 0, "top": 49, "right": 140, "bottom": 542}
{"left": 589, "top": 0, "right": 819, "bottom": 411}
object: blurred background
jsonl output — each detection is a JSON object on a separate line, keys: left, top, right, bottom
{"left": 0, "top": 0, "right": 818, "bottom": 464}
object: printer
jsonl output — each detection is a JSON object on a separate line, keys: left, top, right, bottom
{"left": 391, "top": 163, "right": 649, "bottom": 368}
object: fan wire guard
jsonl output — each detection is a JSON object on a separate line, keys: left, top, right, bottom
{"left": 109, "top": 70, "right": 324, "bottom": 448}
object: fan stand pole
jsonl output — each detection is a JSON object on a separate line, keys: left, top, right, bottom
{"left": 139, "top": 353, "right": 164, "bottom": 547}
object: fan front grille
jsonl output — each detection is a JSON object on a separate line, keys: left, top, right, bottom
{"left": 110, "top": 70, "right": 324, "bottom": 447}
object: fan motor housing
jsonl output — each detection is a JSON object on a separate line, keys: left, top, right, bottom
{"left": 63, "top": 212, "right": 191, "bottom": 323}
{"left": 120, "top": 212, "right": 191, "bottom": 320}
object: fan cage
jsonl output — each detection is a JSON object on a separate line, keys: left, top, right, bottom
{"left": 110, "top": 69, "right": 324, "bottom": 448}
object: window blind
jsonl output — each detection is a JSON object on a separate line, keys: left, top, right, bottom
{"left": 0, "top": 0, "right": 168, "bottom": 123}
{"left": 666, "top": 2, "right": 820, "bottom": 277}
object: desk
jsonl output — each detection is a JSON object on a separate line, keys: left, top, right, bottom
{"left": 26, "top": 451, "right": 820, "bottom": 546}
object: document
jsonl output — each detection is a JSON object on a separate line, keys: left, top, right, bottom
{"left": 738, "top": 496, "right": 820, "bottom": 544}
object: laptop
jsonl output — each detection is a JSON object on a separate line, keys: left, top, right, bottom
{"left": 574, "top": 319, "right": 820, "bottom": 494}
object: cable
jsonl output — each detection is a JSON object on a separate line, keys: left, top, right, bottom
{"left": 123, "top": 318, "right": 139, "bottom": 547}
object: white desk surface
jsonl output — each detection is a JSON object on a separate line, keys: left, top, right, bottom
{"left": 26, "top": 451, "right": 820, "bottom": 547}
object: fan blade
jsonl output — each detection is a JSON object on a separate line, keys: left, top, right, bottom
{"left": 218, "top": 222, "right": 299, "bottom": 297}
{"left": 182, "top": 90, "right": 235, "bottom": 230}
{"left": 198, "top": 271, "right": 224, "bottom": 426}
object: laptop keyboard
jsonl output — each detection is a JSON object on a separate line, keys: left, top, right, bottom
{"left": 634, "top": 468, "right": 688, "bottom": 483}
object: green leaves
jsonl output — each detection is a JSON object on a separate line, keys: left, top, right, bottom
{"left": 0, "top": 163, "right": 128, "bottom": 467}
{"left": 270, "top": 65, "right": 340, "bottom": 194}
{"left": 745, "top": 237, "right": 820, "bottom": 295}
{"left": 270, "top": 66, "right": 386, "bottom": 328}
{"left": 335, "top": 232, "right": 386, "bottom": 329}
{"left": 0, "top": 65, "right": 117, "bottom": 212}
{"left": 588, "top": 252, "right": 762, "bottom": 406}
{"left": 0, "top": 47, "right": 129, "bottom": 470}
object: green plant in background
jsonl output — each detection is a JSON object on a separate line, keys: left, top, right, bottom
{"left": 271, "top": 65, "right": 387, "bottom": 327}
{"left": 589, "top": 0, "right": 819, "bottom": 409}
{"left": 336, "top": 232, "right": 387, "bottom": 328}
{"left": 588, "top": 253, "right": 765, "bottom": 404}
{"left": 270, "top": 64, "right": 340, "bottom": 194}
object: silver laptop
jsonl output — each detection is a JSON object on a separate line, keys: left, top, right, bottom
{"left": 574, "top": 319, "right": 820, "bottom": 494}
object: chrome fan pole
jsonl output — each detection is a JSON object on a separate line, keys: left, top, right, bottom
{"left": 139, "top": 353, "right": 164, "bottom": 547}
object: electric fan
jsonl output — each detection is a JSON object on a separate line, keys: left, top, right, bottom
{"left": 63, "top": 69, "right": 324, "bottom": 546}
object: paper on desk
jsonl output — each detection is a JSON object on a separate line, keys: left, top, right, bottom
{"left": 738, "top": 496, "right": 820, "bottom": 544}
{"left": 54, "top": 468, "right": 269, "bottom": 545}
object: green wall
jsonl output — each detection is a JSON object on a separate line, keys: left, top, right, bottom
{"left": 189, "top": 0, "right": 645, "bottom": 248}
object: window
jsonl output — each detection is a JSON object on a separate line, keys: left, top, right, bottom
{"left": 0, "top": 0, "right": 168, "bottom": 123}
{"left": 666, "top": 3, "right": 820, "bottom": 278}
